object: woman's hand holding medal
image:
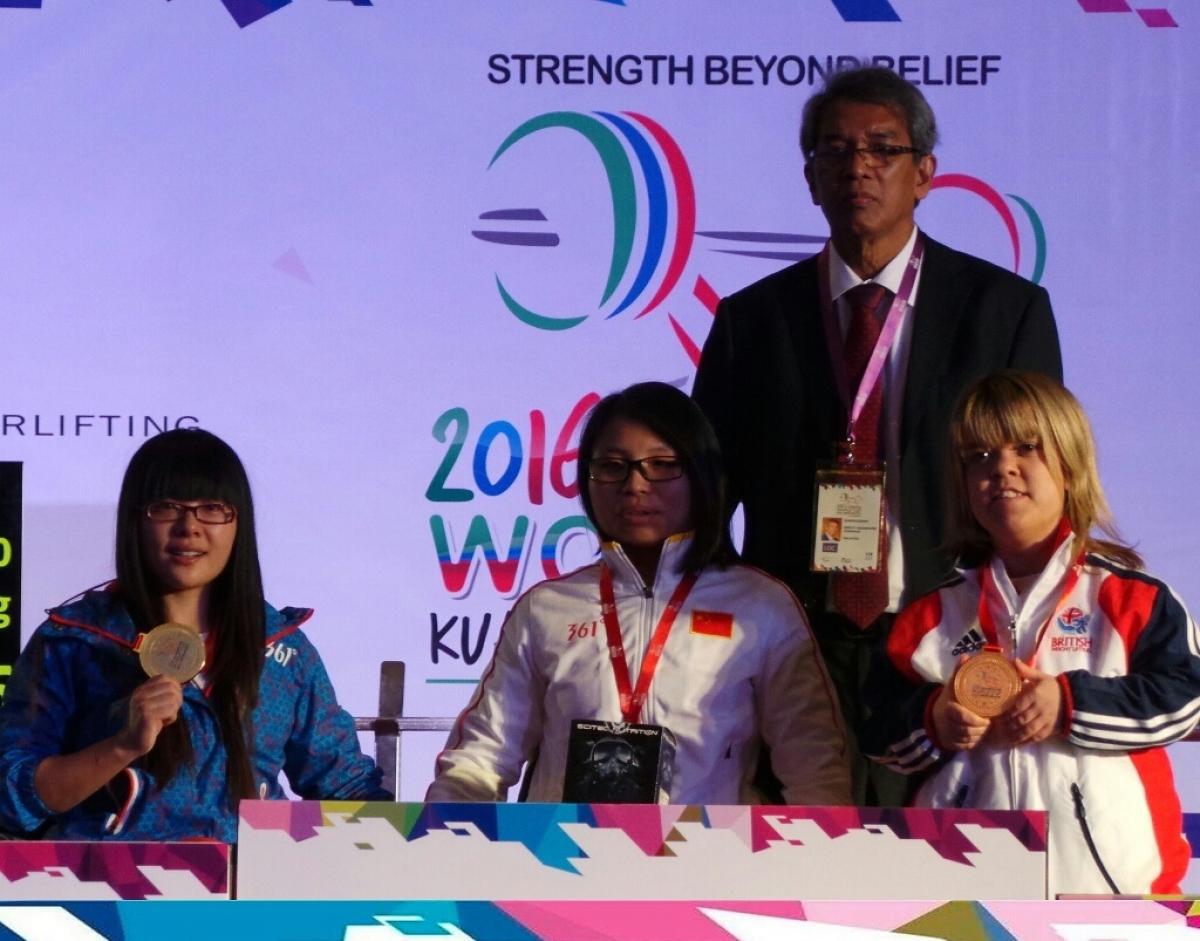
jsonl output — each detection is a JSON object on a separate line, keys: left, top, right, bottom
{"left": 937, "top": 653, "right": 1065, "bottom": 751}
{"left": 118, "top": 621, "right": 204, "bottom": 757}
{"left": 931, "top": 661, "right": 992, "bottom": 751}
{"left": 994, "top": 661, "right": 1064, "bottom": 746}
{"left": 117, "top": 675, "right": 184, "bottom": 757}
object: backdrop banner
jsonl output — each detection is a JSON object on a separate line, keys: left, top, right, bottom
{"left": 0, "top": 0, "right": 1195, "bottom": 800}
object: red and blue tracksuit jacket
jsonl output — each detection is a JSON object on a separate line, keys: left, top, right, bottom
{"left": 861, "top": 536, "right": 1200, "bottom": 895}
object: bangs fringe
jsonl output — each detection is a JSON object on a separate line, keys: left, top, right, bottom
{"left": 953, "top": 388, "right": 1045, "bottom": 455}
{"left": 137, "top": 445, "right": 246, "bottom": 506}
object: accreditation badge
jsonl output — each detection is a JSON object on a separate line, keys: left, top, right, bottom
{"left": 810, "top": 464, "right": 886, "bottom": 573}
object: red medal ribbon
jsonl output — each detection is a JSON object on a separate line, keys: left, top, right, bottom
{"left": 599, "top": 564, "right": 699, "bottom": 724}
{"left": 976, "top": 553, "right": 1084, "bottom": 668}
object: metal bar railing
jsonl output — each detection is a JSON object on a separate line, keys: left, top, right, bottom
{"left": 353, "top": 716, "right": 455, "bottom": 799}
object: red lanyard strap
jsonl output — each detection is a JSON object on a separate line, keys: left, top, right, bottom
{"left": 977, "top": 554, "right": 1083, "bottom": 668}
{"left": 599, "top": 565, "right": 698, "bottom": 724}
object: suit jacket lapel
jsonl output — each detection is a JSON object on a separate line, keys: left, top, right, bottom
{"left": 783, "top": 259, "right": 843, "bottom": 449}
{"left": 902, "top": 237, "right": 967, "bottom": 451}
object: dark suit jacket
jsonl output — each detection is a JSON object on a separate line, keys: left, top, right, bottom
{"left": 692, "top": 236, "right": 1062, "bottom": 616}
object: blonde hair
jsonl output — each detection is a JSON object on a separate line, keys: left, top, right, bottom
{"left": 945, "top": 370, "right": 1141, "bottom": 569}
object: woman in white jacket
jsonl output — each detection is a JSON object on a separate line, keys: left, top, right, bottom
{"left": 426, "top": 381, "right": 850, "bottom": 805}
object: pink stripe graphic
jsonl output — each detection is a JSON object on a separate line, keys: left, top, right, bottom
{"left": 693, "top": 274, "right": 720, "bottom": 316}
{"left": 669, "top": 314, "right": 702, "bottom": 367}
{"left": 929, "top": 173, "right": 1021, "bottom": 275}
{"left": 1138, "top": 8, "right": 1177, "bottom": 26}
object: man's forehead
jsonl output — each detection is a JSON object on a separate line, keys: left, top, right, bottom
{"left": 818, "top": 100, "right": 909, "bottom": 139}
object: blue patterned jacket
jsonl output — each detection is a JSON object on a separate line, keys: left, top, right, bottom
{"left": 0, "top": 586, "right": 388, "bottom": 841}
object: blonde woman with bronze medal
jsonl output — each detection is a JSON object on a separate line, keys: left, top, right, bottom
{"left": 0, "top": 429, "right": 388, "bottom": 841}
{"left": 861, "top": 371, "right": 1200, "bottom": 895}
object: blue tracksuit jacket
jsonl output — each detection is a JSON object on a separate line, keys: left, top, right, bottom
{"left": 0, "top": 586, "right": 388, "bottom": 841}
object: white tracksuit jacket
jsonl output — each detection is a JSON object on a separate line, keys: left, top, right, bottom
{"left": 427, "top": 535, "right": 851, "bottom": 805}
{"left": 862, "top": 534, "right": 1200, "bottom": 895}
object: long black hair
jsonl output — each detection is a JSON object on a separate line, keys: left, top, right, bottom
{"left": 115, "top": 428, "right": 265, "bottom": 804}
{"left": 576, "top": 382, "right": 736, "bottom": 573}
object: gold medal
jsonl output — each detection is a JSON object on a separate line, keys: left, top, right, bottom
{"left": 137, "top": 622, "right": 206, "bottom": 683}
{"left": 952, "top": 649, "right": 1021, "bottom": 718}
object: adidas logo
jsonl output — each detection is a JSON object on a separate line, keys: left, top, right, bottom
{"left": 951, "top": 629, "right": 985, "bottom": 657}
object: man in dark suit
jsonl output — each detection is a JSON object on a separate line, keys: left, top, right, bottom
{"left": 693, "top": 67, "right": 1061, "bottom": 805}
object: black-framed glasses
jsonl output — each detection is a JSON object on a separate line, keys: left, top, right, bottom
{"left": 587, "top": 457, "right": 685, "bottom": 484}
{"left": 809, "top": 143, "right": 926, "bottom": 170}
{"left": 144, "top": 501, "right": 237, "bottom": 524}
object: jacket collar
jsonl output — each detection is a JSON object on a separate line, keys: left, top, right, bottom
{"left": 599, "top": 533, "right": 693, "bottom": 593}
{"left": 47, "top": 584, "right": 309, "bottom": 650}
{"left": 980, "top": 522, "right": 1081, "bottom": 630}
{"left": 47, "top": 585, "right": 140, "bottom": 648}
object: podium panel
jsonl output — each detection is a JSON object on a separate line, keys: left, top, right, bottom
{"left": 0, "top": 841, "right": 230, "bottom": 900}
{"left": 0, "top": 899, "right": 1194, "bottom": 939}
{"left": 0, "top": 900, "right": 1195, "bottom": 940}
{"left": 236, "top": 801, "right": 1047, "bottom": 900}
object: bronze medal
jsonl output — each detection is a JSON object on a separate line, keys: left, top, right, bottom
{"left": 952, "top": 649, "right": 1021, "bottom": 718}
{"left": 138, "top": 622, "right": 206, "bottom": 683}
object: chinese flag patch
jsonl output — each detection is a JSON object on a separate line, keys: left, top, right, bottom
{"left": 691, "top": 610, "right": 734, "bottom": 638}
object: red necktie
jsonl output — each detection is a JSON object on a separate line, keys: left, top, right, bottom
{"left": 831, "top": 282, "right": 890, "bottom": 629}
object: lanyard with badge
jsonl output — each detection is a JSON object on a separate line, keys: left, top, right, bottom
{"left": 561, "top": 564, "right": 698, "bottom": 804}
{"left": 599, "top": 564, "right": 698, "bottom": 723}
{"left": 810, "top": 234, "right": 924, "bottom": 574}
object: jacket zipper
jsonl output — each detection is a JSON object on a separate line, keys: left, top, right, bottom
{"left": 1069, "top": 783, "right": 1121, "bottom": 894}
{"left": 1006, "top": 615, "right": 1021, "bottom": 805}
{"left": 638, "top": 564, "right": 655, "bottom": 725}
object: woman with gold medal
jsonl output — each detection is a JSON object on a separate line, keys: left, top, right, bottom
{"left": 0, "top": 429, "right": 387, "bottom": 840}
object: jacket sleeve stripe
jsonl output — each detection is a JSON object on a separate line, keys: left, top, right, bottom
{"left": 1065, "top": 569, "right": 1200, "bottom": 750}
{"left": 879, "top": 747, "right": 940, "bottom": 774}
{"left": 1069, "top": 726, "right": 1195, "bottom": 750}
{"left": 1071, "top": 725, "right": 1200, "bottom": 750}
{"left": 884, "top": 728, "right": 926, "bottom": 759}
{"left": 1072, "top": 696, "right": 1200, "bottom": 734}
{"left": 1069, "top": 701, "right": 1200, "bottom": 748}
{"left": 885, "top": 730, "right": 940, "bottom": 772}
{"left": 869, "top": 725, "right": 941, "bottom": 774}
